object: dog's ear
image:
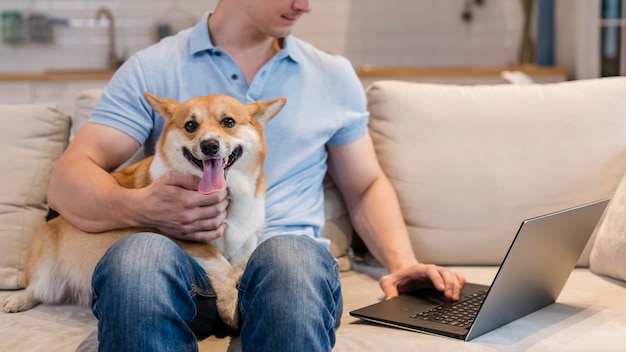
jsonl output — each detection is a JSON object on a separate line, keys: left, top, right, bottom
{"left": 246, "top": 97, "right": 287, "bottom": 125}
{"left": 144, "top": 92, "right": 179, "bottom": 121}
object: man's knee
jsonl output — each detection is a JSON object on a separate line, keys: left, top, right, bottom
{"left": 251, "top": 235, "right": 335, "bottom": 271}
{"left": 97, "top": 233, "right": 181, "bottom": 272}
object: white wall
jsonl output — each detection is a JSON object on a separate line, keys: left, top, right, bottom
{"left": 0, "top": 0, "right": 567, "bottom": 73}
{"left": 295, "top": 0, "right": 523, "bottom": 68}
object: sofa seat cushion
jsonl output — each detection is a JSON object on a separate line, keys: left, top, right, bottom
{"left": 367, "top": 78, "right": 626, "bottom": 265}
{"left": 1, "top": 266, "right": 625, "bottom": 351}
{"left": 0, "top": 104, "right": 70, "bottom": 289}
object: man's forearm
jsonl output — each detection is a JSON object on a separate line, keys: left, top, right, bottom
{"left": 349, "top": 175, "right": 419, "bottom": 273}
{"left": 48, "top": 156, "right": 137, "bottom": 233}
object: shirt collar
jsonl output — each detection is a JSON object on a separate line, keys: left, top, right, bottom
{"left": 280, "top": 36, "right": 302, "bottom": 63}
{"left": 188, "top": 12, "right": 215, "bottom": 55}
{"left": 188, "top": 12, "right": 301, "bottom": 64}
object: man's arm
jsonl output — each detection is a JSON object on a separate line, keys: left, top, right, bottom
{"left": 47, "top": 123, "right": 229, "bottom": 241}
{"left": 327, "top": 134, "right": 465, "bottom": 300}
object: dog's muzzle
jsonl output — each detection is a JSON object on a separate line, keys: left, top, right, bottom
{"left": 183, "top": 145, "right": 243, "bottom": 172}
{"left": 183, "top": 145, "right": 242, "bottom": 194}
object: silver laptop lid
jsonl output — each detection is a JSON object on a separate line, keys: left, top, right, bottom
{"left": 466, "top": 198, "right": 609, "bottom": 340}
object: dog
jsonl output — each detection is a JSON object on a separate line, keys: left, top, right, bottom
{"left": 2, "top": 93, "right": 286, "bottom": 329}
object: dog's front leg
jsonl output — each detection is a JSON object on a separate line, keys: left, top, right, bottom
{"left": 193, "top": 256, "right": 239, "bottom": 329}
{"left": 228, "top": 235, "right": 257, "bottom": 286}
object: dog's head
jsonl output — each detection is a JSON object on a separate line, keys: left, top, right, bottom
{"left": 144, "top": 93, "right": 286, "bottom": 194}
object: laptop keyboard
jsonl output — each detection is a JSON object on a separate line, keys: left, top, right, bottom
{"left": 410, "top": 289, "right": 487, "bottom": 328}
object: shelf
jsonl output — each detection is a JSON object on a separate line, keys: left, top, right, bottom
{"left": 354, "top": 66, "right": 570, "bottom": 78}
{"left": 0, "top": 70, "right": 116, "bottom": 82}
{"left": 0, "top": 66, "right": 570, "bottom": 82}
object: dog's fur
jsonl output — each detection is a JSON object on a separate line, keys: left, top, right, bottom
{"left": 2, "top": 93, "right": 286, "bottom": 329}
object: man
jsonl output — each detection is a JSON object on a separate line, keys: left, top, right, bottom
{"left": 48, "top": 0, "right": 465, "bottom": 351}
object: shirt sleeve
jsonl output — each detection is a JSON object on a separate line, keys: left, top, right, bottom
{"left": 89, "top": 53, "right": 157, "bottom": 146}
{"left": 326, "top": 57, "right": 369, "bottom": 147}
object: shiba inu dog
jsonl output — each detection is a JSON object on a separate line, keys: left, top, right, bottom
{"left": 2, "top": 93, "right": 286, "bottom": 329}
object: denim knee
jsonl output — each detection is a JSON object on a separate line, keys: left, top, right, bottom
{"left": 238, "top": 235, "right": 342, "bottom": 352}
{"left": 91, "top": 232, "right": 220, "bottom": 351}
{"left": 93, "top": 233, "right": 204, "bottom": 294}
{"left": 91, "top": 232, "right": 200, "bottom": 316}
{"left": 94, "top": 232, "right": 182, "bottom": 279}
{"left": 247, "top": 235, "right": 339, "bottom": 284}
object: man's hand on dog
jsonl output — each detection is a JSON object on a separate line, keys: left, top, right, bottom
{"left": 141, "top": 170, "right": 229, "bottom": 242}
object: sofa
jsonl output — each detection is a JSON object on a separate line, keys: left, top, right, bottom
{"left": 1, "top": 77, "right": 626, "bottom": 351}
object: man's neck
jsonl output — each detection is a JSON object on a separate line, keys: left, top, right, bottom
{"left": 208, "top": 14, "right": 281, "bottom": 84}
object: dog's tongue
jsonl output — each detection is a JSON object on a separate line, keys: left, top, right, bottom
{"left": 198, "top": 159, "right": 226, "bottom": 194}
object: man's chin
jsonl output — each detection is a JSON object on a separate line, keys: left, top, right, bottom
{"left": 271, "top": 27, "right": 294, "bottom": 39}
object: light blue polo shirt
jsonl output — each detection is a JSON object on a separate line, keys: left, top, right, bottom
{"left": 90, "top": 12, "right": 369, "bottom": 247}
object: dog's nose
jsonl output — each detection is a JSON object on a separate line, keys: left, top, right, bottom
{"left": 201, "top": 139, "right": 220, "bottom": 156}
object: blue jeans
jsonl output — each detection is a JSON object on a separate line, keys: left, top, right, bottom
{"left": 91, "top": 232, "right": 343, "bottom": 351}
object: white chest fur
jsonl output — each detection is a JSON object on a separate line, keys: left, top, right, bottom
{"left": 149, "top": 153, "right": 264, "bottom": 265}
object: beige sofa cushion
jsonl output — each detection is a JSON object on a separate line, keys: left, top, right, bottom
{"left": 589, "top": 171, "right": 626, "bottom": 282}
{"left": 367, "top": 78, "right": 626, "bottom": 265}
{"left": 0, "top": 104, "right": 70, "bottom": 289}
{"left": 72, "top": 88, "right": 105, "bottom": 139}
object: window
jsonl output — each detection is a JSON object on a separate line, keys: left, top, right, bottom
{"left": 601, "top": 0, "right": 624, "bottom": 76}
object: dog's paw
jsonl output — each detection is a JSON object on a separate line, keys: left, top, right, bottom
{"left": 2, "top": 291, "right": 37, "bottom": 313}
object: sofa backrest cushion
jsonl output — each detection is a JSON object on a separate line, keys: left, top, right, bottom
{"left": 367, "top": 78, "right": 626, "bottom": 266}
{"left": 0, "top": 104, "right": 70, "bottom": 289}
{"left": 590, "top": 170, "right": 626, "bottom": 282}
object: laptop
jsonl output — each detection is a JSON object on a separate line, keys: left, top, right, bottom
{"left": 350, "top": 198, "right": 609, "bottom": 341}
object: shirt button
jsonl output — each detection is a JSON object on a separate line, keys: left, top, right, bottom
{"left": 231, "top": 74, "right": 238, "bottom": 80}
{"left": 214, "top": 50, "right": 221, "bottom": 56}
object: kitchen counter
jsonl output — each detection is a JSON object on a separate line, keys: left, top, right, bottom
{"left": 354, "top": 65, "right": 569, "bottom": 78}
{"left": 0, "top": 66, "right": 570, "bottom": 113}
{"left": 0, "top": 66, "right": 569, "bottom": 82}
{"left": 0, "top": 70, "right": 117, "bottom": 82}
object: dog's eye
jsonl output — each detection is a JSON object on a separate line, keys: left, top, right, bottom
{"left": 185, "top": 120, "right": 198, "bottom": 133}
{"left": 221, "top": 117, "right": 236, "bottom": 128}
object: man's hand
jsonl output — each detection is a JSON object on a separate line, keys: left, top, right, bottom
{"left": 137, "top": 170, "right": 229, "bottom": 242}
{"left": 379, "top": 263, "right": 466, "bottom": 301}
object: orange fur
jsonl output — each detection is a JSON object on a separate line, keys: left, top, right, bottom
{"left": 4, "top": 93, "right": 286, "bottom": 329}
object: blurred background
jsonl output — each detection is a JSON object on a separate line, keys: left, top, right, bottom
{"left": 0, "top": 0, "right": 587, "bottom": 74}
{"left": 0, "top": 0, "right": 622, "bottom": 110}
